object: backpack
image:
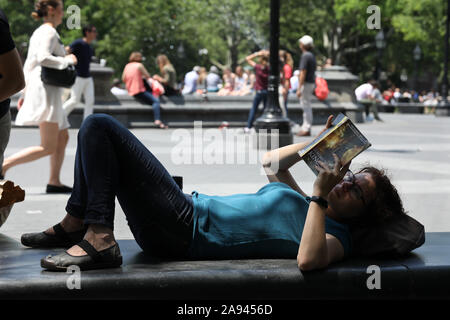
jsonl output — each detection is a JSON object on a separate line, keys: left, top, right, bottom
{"left": 315, "top": 76, "right": 329, "bottom": 101}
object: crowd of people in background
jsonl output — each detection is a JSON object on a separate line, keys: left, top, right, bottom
{"left": 111, "top": 50, "right": 305, "bottom": 100}
{"left": 381, "top": 86, "right": 441, "bottom": 114}
{"left": 109, "top": 35, "right": 319, "bottom": 135}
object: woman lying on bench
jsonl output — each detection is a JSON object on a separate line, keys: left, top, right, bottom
{"left": 21, "top": 114, "right": 406, "bottom": 271}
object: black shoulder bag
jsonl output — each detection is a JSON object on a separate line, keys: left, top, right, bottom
{"left": 41, "top": 64, "right": 76, "bottom": 88}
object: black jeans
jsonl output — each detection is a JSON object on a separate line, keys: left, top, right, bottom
{"left": 66, "top": 114, "right": 194, "bottom": 258}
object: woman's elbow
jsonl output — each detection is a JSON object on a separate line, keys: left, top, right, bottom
{"left": 262, "top": 151, "right": 272, "bottom": 168}
{"left": 297, "top": 257, "right": 327, "bottom": 272}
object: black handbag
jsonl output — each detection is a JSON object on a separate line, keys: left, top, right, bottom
{"left": 41, "top": 64, "right": 76, "bottom": 88}
{"left": 350, "top": 213, "right": 425, "bottom": 258}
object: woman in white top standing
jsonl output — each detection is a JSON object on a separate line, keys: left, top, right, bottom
{"left": 2, "top": 0, "right": 77, "bottom": 193}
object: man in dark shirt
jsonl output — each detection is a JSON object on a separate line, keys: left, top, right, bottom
{"left": 296, "top": 35, "right": 316, "bottom": 136}
{"left": 244, "top": 50, "right": 269, "bottom": 132}
{"left": 0, "top": 8, "right": 26, "bottom": 224}
{"left": 62, "top": 24, "right": 97, "bottom": 120}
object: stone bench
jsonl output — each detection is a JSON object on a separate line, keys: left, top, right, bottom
{"left": 8, "top": 93, "right": 365, "bottom": 129}
{"left": 0, "top": 232, "right": 448, "bottom": 299}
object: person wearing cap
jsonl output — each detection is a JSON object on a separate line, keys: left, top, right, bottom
{"left": 182, "top": 66, "right": 200, "bottom": 95}
{"left": 206, "top": 66, "right": 222, "bottom": 92}
{"left": 296, "top": 35, "right": 317, "bottom": 136}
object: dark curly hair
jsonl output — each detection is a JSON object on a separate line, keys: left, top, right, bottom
{"left": 347, "top": 166, "right": 407, "bottom": 228}
{"left": 347, "top": 166, "right": 414, "bottom": 257}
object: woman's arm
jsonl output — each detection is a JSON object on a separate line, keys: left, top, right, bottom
{"left": 137, "top": 63, "right": 151, "bottom": 79}
{"left": 37, "top": 28, "right": 76, "bottom": 70}
{"left": 262, "top": 142, "right": 310, "bottom": 197}
{"left": 245, "top": 52, "right": 259, "bottom": 67}
{"left": 262, "top": 115, "right": 334, "bottom": 195}
{"left": 297, "top": 154, "right": 351, "bottom": 271}
{"left": 0, "top": 48, "right": 25, "bottom": 102}
{"left": 153, "top": 74, "right": 166, "bottom": 84}
{"left": 296, "top": 70, "right": 307, "bottom": 98}
{"left": 297, "top": 203, "right": 345, "bottom": 271}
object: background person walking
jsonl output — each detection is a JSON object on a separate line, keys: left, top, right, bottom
{"left": 296, "top": 35, "right": 316, "bottom": 137}
{"left": 3, "top": 0, "right": 77, "bottom": 194}
{"left": 62, "top": 24, "right": 97, "bottom": 120}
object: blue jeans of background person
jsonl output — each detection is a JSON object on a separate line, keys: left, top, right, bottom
{"left": 65, "top": 114, "right": 193, "bottom": 258}
{"left": 246, "top": 90, "right": 268, "bottom": 128}
{"left": 133, "top": 90, "right": 161, "bottom": 121}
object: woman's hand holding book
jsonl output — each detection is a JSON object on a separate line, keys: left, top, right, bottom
{"left": 312, "top": 154, "right": 351, "bottom": 200}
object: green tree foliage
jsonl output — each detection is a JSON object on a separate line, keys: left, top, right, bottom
{"left": 0, "top": 0, "right": 447, "bottom": 87}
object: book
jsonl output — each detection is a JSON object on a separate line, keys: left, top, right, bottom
{"left": 299, "top": 113, "right": 371, "bottom": 176}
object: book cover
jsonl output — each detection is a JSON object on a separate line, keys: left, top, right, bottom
{"left": 299, "top": 113, "right": 371, "bottom": 176}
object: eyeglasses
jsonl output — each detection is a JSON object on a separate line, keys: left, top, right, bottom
{"left": 343, "top": 170, "right": 366, "bottom": 206}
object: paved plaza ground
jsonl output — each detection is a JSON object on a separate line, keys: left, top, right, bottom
{"left": 2, "top": 112, "right": 450, "bottom": 241}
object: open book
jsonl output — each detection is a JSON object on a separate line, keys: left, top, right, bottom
{"left": 299, "top": 113, "right": 371, "bottom": 176}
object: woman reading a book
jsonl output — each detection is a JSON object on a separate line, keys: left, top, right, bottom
{"left": 21, "top": 114, "right": 406, "bottom": 271}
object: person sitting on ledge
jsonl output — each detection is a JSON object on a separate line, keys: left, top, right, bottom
{"left": 21, "top": 114, "right": 407, "bottom": 272}
{"left": 122, "top": 51, "right": 168, "bottom": 129}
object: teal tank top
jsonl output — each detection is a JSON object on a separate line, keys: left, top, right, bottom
{"left": 187, "top": 182, "right": 352, "bottom": 259}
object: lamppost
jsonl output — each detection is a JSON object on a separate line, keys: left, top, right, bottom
{"left": 254, "top": 0, "right": 292, "bottom": 149}
{"left": 374, "top": 30, "right": 385, "bottom": 82}
{"left": 413, "top": 44, "right": 421, "bottom": 92}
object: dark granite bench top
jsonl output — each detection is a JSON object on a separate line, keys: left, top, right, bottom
{"left": 0, "top": 232, "right": 449, "bottom": 300}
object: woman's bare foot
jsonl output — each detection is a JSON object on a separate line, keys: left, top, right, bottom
{"left": 66, "top": 224, "right": 116, "bottom": 257}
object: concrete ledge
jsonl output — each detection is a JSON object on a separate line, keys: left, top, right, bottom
{"left": 0, "top": 232, "right": 448, "bottom": 300}
{"left": 435, "top": 103, "right": 450, "bottom": 117}
{"left": 9, "top": 93, "right": 364, "bottom": 129}
{"left": 378, "top": 102, "right": 450, "bottom": 115}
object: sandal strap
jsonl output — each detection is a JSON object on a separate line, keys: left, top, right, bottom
{"left": 77, "top": 240, "right": 102, "bottom": 262}
{"left": 52, "top": 223, "right": 71, "bottom": 242}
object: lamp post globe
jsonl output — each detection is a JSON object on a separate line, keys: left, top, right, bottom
{"left": 413, "top": 44, "right": 421, "bottom": 61}
{"left": 375, "top": 30, "right": 385, "bottom": 49}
